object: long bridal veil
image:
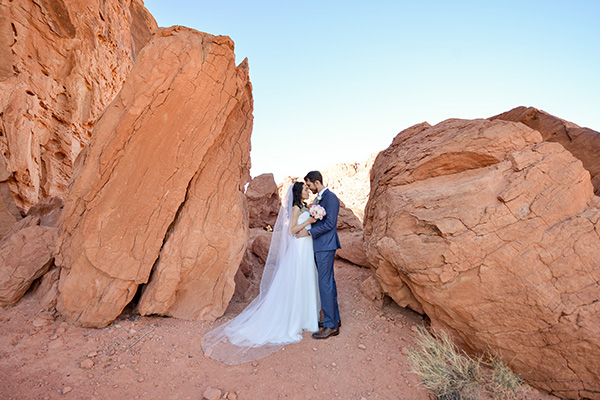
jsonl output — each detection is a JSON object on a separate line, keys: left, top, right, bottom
{"left": 201, "top": 186, "right": 299, "bottom": 364}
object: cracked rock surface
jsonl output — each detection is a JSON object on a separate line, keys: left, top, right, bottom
{"left": 0, "top": 0, "right": 157, "bottom": 210}
{"left": 56, "top": 26, "right": 253, "bottom": 328}
{"left": 491, "top": 106, "right": 600, "bottom": 195}
{"left": 364, "top": 118, "right": 600, "bottom": 399}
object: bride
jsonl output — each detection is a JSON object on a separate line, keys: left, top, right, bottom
{"left": 202, "top": 182, "right": 319, "bottom": 364}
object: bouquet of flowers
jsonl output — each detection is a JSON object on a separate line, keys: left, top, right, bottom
{"left": 309, "top": 204, "right": 326, "bottom": 220}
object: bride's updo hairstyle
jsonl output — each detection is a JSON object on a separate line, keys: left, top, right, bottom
{"left": 292, "top": 182, "right": 305, "bottom": 210}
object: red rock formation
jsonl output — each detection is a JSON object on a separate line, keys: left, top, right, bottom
{"left": 0, "top": 219, "right": 58, "bottom": 307}
{"left": 0, "top": 155, "right": 22, "bottom": 238}
{"left": 26, "top": 196, "right": 63, "bottom": 228}
{"left": 337, "top": 203, "right": 363, "bottom": 233}
{"left": 56, "top": 27, "right": 253, "bottom": 327}
{"left": 337, "top": 231, "right": 369, "bottom": 268}
{"left": 491, "top": 106, "right": 600, "bottom": 195}
{"left": 35, "top": 265, "right": 61, "bottom": 312}
{"left": 0, "top": 195, "right": 63, "bottom": 306}
{"left": 365, "top": 118, "right": 600, "bottom": 399}
{"left": 0, "top": 0, "right": 156, "bottom": 210}
{"left": 246, "top": 173, "right": 280, "bottom": 229}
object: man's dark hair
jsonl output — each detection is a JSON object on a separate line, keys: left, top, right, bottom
{"left": 304, "top": 170, "right": 323, "bottom": 184}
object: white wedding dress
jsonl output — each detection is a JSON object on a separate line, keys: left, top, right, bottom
{"left": 202, "top": 198, "right": 319, "bottom": 364}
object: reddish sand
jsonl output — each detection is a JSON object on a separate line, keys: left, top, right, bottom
{"left": 1, "top": 260, "right": 557, "bottom": 400}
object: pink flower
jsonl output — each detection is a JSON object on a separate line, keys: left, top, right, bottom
{"left": 309, "top": 204, "right": 326, "bottom": 220}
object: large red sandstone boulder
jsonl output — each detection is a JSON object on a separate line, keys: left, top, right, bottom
{"left": 337, "top": 231, "right": 369, "bottom": 268}
{"left": 0, "top": 0, "right": 156, "bottom": 210}
{"left": 246, "top": 173, "right": 280, "bottom": 228}
{"left": 364, "top": 118, "right": 600, "bottom": 399}
{"left": 491, "top": 106, "right": 600, "bottom": 195}
{"left": 337, "top": 203, "right": 363, "bottom": 233}
{"left": 0, "top": 219, "right": 58, "bottom": 306}
{"left": 56, "top": 26, "right": 253, "bottom": 327}
{"left": 0, "top": 195, "right": 63, "bottom": 306}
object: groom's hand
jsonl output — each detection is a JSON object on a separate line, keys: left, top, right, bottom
{"left": 296, "top": 229, "right": 310, "bottom": 238}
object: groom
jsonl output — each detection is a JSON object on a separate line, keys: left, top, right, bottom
{"left": 303, "top": 171, "right": 341, "bottom": 339}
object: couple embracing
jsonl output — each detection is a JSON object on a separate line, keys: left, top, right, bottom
{"left": 202, "top": 171, "right": 341, "bottom": 365}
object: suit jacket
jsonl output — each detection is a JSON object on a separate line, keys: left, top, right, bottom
{"left": 310, "top": 189, "right": 341, "bottom": 252}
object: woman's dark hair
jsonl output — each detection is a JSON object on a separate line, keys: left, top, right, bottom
{"left": 292, "top": 182, "right": 305, "bottom": 209}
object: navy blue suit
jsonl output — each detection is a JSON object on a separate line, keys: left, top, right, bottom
{"left": 310, "top": 189, "right": 341, "bottom": 329}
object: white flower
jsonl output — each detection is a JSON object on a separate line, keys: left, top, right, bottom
{"left": 309, "top": 204, "right": 326, "bottom": 220}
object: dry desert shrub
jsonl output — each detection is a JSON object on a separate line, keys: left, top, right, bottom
{"left": 408, "top": 326, "right": 526, "bottom": 400}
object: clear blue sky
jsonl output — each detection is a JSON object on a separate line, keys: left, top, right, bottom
{"left": 144, "top": 1, "right": 600, "bottom": 182}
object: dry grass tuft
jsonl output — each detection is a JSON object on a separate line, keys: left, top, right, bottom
{"left": 408, "top": 326, "right": 527, "bottom": 400}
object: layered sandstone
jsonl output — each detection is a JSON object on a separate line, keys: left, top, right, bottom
{"left": 0, "top": 0, "right": 156, "bottom": 210}
{"left": 364, "top": 118, "right": 600, "bottom": 399}
{"left": 246, "top": 173, "right": 280, "bottom": 228}
{"left": 337, "top": 231, "right": 368, "bottom": 268}
{"left": 56, "top": 27, "right": 253, "bottom": 327}
{"left": 491, "top": 106, "right": 600, "bottom": 195}
{"left": 0, "top": 155, "right": 22, "bottom": 238}
{"left": 0, "top": 196, "right": 63, "bottom": 307}
{"left": 0, "top": 221, "right": 57, "bottom": 306}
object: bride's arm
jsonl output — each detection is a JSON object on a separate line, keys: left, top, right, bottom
{"left": 290, "top": 206, "right": 311, "bottom": 234}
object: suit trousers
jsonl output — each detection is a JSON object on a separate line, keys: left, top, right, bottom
{"left": 315, "top": 250, "right": 340, "bottom": 329}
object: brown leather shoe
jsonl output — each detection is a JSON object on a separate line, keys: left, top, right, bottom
{"left": 318, "top": 319, "right": 341, "bottom": 328}
{"left": 312, "top": 327, "right": 340, "bottom": 340}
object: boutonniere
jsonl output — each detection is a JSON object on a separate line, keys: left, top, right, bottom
{"left": 316, "top": 194, "right": 322, "bottom": 203}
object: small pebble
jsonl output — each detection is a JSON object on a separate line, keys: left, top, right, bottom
{"left": 358, "top": 344, "right": 367, "bottom": 350}
{"left": 137, "top": 376, "right": 145, "bottom": 383}
{"left": 203, "top": 387, "right": 221, "bottom": 400}
{"left": 62, "top": 386, "right": 72, "bottom": 395}
{"left": 80, "top": 359, "right": 94, "bottom": 370}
